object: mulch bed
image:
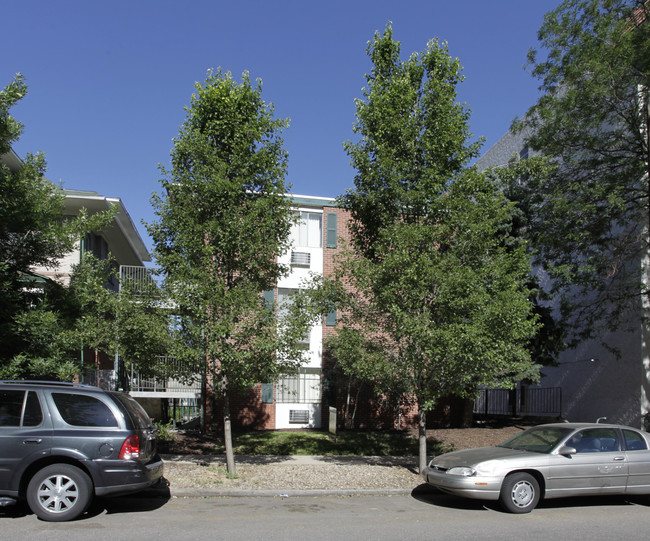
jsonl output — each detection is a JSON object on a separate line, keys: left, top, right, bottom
{"left": 159, "top": 422, "right": 532, "bottom": 455}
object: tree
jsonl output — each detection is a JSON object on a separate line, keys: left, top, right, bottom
{"left": 148, "top": 69, "right": 316, "bottom": 474}
{"left": 0, "top": 75, "right": 110, "bottom": 376}
{"left": 61, "top": 254, "right": 175, "bottom": 389}
{"left": 515, "top": 0, "right": 650, "bottom": 345}
{"left": 331, "top": 26, "right": 540, "bottom": 473}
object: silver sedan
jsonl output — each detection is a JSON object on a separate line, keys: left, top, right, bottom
{"left": 422, "top": 422, "right": 650, "bottom": 513}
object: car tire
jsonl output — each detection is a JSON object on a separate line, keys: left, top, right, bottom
{"left": 499, "top": 472, "right": 540, "bottom": 514}
{"left": 26, "top": 464, "right": 93, "bottom": 522}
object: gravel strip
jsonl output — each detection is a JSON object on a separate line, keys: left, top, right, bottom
{"left": 163, "top": 460, "right": 421, "bottom": 491}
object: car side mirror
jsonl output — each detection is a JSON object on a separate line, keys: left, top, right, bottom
{"left": 558, "top": 446, "right": 577, "bottom": 456}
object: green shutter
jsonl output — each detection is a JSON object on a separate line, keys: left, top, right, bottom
{"left": 326, "top": 213, "right": 338, "bottom": 248}
{"left": 326, "top": 307, "right": 337, "bottom": 326}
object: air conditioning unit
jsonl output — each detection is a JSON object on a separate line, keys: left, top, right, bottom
{"left": 289, "top": 410, "right": 310, "bottom": 424}
{"left": 291, "top": 251, "right": 310, "bottom": 266}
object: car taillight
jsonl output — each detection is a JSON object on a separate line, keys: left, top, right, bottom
{"left": 119, "top": 435, "right": 140, "bottom": 459}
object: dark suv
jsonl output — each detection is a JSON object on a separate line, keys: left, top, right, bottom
{"left": 0, "top": 381, "right": 164, "bottom": 521}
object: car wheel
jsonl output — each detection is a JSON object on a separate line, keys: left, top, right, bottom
{"left": 26, "top": 464, "right": 93, "bottom": 522}
{"left": 499, "top": 472, "right": 540, "bottom": 514}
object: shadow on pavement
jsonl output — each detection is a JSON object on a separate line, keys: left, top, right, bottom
{"left": 0, "top": 502, "right": 29, "bottom": 519}
{"left": 411, "top": 484, "right": 497, "bottom": 511}
{"left": 0, "top": 481, "right": 171, "bottom": 522}
{"left": 411, "top": 483, "right": 650, "bottom": 513}
{"left": 84, "top": 479, "right": 172, "bottom": 519}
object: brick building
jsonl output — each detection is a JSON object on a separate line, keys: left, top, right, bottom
{"left": 221, "top": 194, "right": 430, "bottom": 432}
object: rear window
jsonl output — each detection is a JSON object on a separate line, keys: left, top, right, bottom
{"left": 109, "top": 392, "right": 152, "bottom": 429}
{"left": 624, "top": 429, "right": 648, "bottom": 451}
{"left": 52, "top": 393, "right": 118, "bottom": 427}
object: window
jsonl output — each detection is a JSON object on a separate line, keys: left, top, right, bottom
{"left": 84, "top": 233, "right": 109, "bottom": 260}
{"left": 277, "top": 368, "right": 321, "bottom": 403}
{"left": 0, "top": 391, "right": 43, "bottom": 427}
{"left": 23, "top": 392, "right": 43, "bottom": 426}
{"left": 52, "top": 393, "right": 118, "bottom": 427}
{"left": 0, "top": 390, "right": 26, "bottom": 427}
{"left": 624, "top": 429, "right": 647, "bottom": 451}
{"left": 277, "top": 288, "right": 298, "bottom": 317}
{"left": 291, "top": 211, "right": 322, "bottom": 248}
{"left": 568, "top": 428, "right": 619, "bottom": 453}
{"left": 277, "top": 288, "right": 311, "bottom": 344}
{"left": 519, "top": 145, "right": 530, "bottom": 160}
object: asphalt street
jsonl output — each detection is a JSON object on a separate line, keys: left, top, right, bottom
{"left": 3, "top": 487, "right": 650, "bottom": 540}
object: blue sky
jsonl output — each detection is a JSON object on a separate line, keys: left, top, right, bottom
{"left": 5, "top": 0, "right": 560, "bottom": 253}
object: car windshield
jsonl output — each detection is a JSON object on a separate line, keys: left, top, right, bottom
{"left": 498, "top": 426, "right": 574, "bottom": 454}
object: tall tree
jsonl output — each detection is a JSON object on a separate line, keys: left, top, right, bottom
{"left": 0, "top": 75, "right": 110, "bottom": 376}
{"left": 516, "top": 0, "right": 650, "bottom": 345}
{"left": 333, "top": 26, "right": 540, "bottom": 473}
{"left": 148, "top": 69, "right": 315, "bottom": 474}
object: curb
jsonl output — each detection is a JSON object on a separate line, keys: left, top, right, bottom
{"left": 159, "top": 454, "right": 418, "bottom": 466}
{"left": 166, "top": 488, "right": 415, "bottom": 498}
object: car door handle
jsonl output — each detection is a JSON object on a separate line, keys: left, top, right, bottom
{"left": 22, "top": 438, "right": 43, "bottom": 445}
{"left": 613, "top": 456, "right": 625, "bottom": 461}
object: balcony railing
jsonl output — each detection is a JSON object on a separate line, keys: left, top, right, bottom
{"left": 119, "top": 265, "right": 160, "bottom": 296}
{"left": 82, "top": 357, "right": 201, "bottom": 398}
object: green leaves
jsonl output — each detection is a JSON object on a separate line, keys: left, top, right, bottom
{"left": 0, "top": 76, "right": 116, "bottom": 375}
{"left": 148, "top": 69, "right": 307, "bottom": 395}
{"left": 328, "top": 25, "right": 540, "bottom": 436}
{"left": 516, "top": 0, "right": 650, "bottom": 345}
{"left": 343, "top": 26, "right": 483, "bottom": 258}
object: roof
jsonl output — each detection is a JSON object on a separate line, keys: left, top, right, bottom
{"left": 62, "top": 189, "right": 151, "bottom": 265}
{"left": 289, "top": 193, "right": 337, "bottom": 209}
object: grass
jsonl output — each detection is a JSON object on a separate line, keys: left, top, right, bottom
{"left": 208, "top": 430, "right": 450, "bottom": 456}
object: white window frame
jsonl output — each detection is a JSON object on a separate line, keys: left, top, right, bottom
{"left": 277, "top": 368, "right": 321, "bottom": 403}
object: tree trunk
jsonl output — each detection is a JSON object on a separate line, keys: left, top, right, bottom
{"left": 223, "top": 382, "right": 236, "bottom": 476}
{"left": 351, "top": 382, "right": 362, "bottom": 429}
{"left": 344, "top": 377, "right": 352, "bottom": 429}
{"left": 418, "top": 407, "right": 428, "bottom": 475}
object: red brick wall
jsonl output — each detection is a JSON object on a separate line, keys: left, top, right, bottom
{"left": 320, "top": 206, "right": 421, "bottom": 431}
{"left": 205, "top": 382, "right": 276, "bottom": 433}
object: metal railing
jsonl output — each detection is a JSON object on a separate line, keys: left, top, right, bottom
{"left": 473, "top": 387, "right": 562, "bottom": 418}
{"left": 82, "top": 359, "right": 201, "bottom": 396}
{"left": 118, "top": 265, "right": 160, "bottom": 296}
{"left": 129, "top": 356, "right": 201, "bottom": 394}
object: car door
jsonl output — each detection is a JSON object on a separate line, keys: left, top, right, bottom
{"left": 622, "top": 428, "right": 650, "bottom": 494}
{"left": 546, "top": 428, "right": 627, "bottom": 497}
{"left": 0, "top": 389, "right": 52, "bottom": 493}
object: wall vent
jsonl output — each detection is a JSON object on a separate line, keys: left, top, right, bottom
{"left": 289, "top": 409, "right": 310, "bottom": 424}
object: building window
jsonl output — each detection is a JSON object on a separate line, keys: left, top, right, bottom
{"left": 519, "top": 145, "right": 529, "bottom": 160}
{"left": 291, "top": 211, "right": 322, "bottom": 248}
{"left": 84, "top": 233, "right": 108, "bottom": 260}
{"left": 277, "top": 288, "right": 310, "bottom": 344}
{"left": 277, "top": 368, "right": 321, "bottom": 403}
